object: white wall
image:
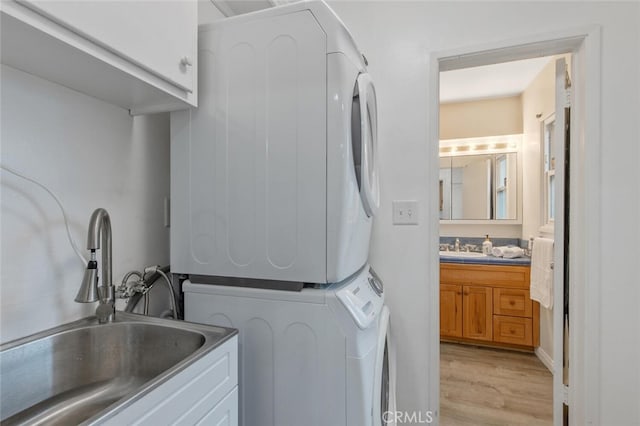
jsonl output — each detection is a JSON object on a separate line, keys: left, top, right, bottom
{"left": 330, "top": 1, "right": 639, "bottom": 424}
{"left": 198, "top": 0, "right": 226, "bottom": 24}
{"left": 440, "top": 95, "right": 522, "bottom": 139}
{"left": 521, "top": 55, "right": 569, "bottom": 367}
{"left": 0, "top": 0, "right": 225, "bottom": 345}
{"left": 0, "top": 65, "right": 170, "bottom": 343}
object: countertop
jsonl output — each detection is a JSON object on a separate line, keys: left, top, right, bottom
{"left": 439, "top": 253, "right": 531, "bottom": 266}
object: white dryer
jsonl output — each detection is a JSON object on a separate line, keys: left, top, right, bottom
{"left": 184, "top": 265, "right": 395, "bottom": 426}
{"left": 171, "top": 0, "right": 379, "bottom": 285}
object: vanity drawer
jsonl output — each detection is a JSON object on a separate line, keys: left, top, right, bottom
{"left": 493, "top": 288, "right": 532, "bottom": 317}
{"left": 493, "top": 315, "right": 533, "bottom": 346}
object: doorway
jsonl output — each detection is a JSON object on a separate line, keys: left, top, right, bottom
{"left": 438, "top": 54, "right": 560, "bottom": 425}
{"left": 427, "top": 27, "right": 603, "bottom": 426}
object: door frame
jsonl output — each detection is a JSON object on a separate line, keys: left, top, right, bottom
{"left": 427, "top": 26, "right": 602, "bottom": 425}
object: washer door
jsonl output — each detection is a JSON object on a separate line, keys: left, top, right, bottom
{"left": 351, "top": 73, "right": 380, "bottom": 218}
{"left": 373, "top": 305, "right": 396, "bottom": 426}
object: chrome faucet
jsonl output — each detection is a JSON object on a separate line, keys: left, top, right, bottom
{"left": 454, "top": 238, "right": 461, "bottom": 252}
{"left": 75, "top": 208, "right": 115, "bottom": 323}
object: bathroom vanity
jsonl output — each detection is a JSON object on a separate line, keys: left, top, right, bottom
{"left": 440, "top": 261, "right": 539, "bottom": 350}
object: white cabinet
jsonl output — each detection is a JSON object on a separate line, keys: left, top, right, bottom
{"left": 98, "top": 336, "right": 238, "bottom": 426}
{"left": 1, "top": 0, "right": 197, "bottom": 114}
{"left": 24, "top": 0, "right": 196, "bottom": 92}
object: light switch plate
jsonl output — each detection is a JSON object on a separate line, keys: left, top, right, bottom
{"left": 392, "top": 200, "right": 419, "bottom": 225}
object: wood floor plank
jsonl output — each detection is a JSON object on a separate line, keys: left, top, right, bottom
{"left": 440, "top": 342, "right": 553, "bottom": 426}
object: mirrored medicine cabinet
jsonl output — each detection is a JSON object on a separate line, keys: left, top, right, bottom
{"left": 439, "top": 136, "right": 521, "bottom": 223}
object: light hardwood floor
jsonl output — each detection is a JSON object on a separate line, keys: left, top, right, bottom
{"left": 440, "top": 343, "right": 553, "bottom": 426}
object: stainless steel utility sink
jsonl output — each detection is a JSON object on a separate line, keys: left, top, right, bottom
{"left": 0, "top": 312, "right": 237, "bottom": 425}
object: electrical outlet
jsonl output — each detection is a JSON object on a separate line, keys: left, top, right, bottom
{"left": 392, "top": 200, "right": 419, "bottom": 225}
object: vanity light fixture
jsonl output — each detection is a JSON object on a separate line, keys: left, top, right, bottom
{"left": 439, "top": 134, "right": 522, "bottom": 157}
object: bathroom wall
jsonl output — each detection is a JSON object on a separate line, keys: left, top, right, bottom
{"left": 440, "top": 95, "right": 523, "bottom": 139}
{"left": 520, "top": 54, "right": 571, "bottom": 368}
{"left": 521, "top": 54, "right": 570, "bottom": 241}
{"left": 330, "top": 2, "right": 640, "bottom": 423}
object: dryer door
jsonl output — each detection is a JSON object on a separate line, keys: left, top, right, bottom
{"left": 352, "top": 73, "right": 380, "bottom": 218}
{"left": 374, "top": 305, "right": 396, "bottom": 426}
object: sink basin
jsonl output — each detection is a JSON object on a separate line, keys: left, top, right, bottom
{"left": 0, "top": 312, "right": 236, "bottom": 425}
{"left": 439, "top": 250, "right": 487, "bottom": 258}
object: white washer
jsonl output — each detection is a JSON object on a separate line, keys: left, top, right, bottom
{"left": 184, "top": 266, "right": 395, "bottom": 426}
{"left": 170, "top": 0, "right": 379, "bottom": 285}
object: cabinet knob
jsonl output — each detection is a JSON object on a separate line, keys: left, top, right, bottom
{"left": 180, "top": 56, "right": 193, "bottom": 67}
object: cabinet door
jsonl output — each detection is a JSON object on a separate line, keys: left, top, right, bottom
{"left": 440, "top": 284, "right": 462, "bottom": 338}
{"left": 24, "top": 0, "right": 197, "bottom": 91}
{"left": 196, "top": 387, "right": 238, "bottom": 426}
{"left": 462, "top": 286, "right": 493, "bottom": 341}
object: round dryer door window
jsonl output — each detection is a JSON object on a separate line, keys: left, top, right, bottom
{"left": 351, "top": 73, "right": 380, "bottom": 218}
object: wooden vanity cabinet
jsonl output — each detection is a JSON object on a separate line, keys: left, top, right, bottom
{"left": 440, "top": 263, "right": 539, "bottom": 350}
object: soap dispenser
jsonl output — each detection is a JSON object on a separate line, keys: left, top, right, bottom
{"left": 482, "top": 235, "right": 493, "bottom": 255}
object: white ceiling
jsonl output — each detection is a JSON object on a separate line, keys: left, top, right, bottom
{"left": 440, "top": 57, "right": 553, "bottom": 104}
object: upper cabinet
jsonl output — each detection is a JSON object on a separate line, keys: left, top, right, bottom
{"left": 1, "top": 0, "right": 197, "bottom": 114}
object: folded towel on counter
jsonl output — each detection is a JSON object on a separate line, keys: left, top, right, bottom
{"left": 530, "top": 237, "right": 554, "bottom": 309}
{"left": 492, "top": 246, "right": 509, "bottom": 257}
{"left": 491, "top": 246, "right": 524, "bottom": 258}
{"left": 503, "top": 247, "right": 524, "bottom": 259}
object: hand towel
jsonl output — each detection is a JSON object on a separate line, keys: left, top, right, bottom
{"left": 530, "top": 237, "right": 554, "bottom": 309}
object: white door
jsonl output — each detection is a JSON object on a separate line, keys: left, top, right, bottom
{"left": 552, "top": 57, "right": 570, "bottom": 425}
{"left": 353, "top": 73, "right": 380, "bottom": 218}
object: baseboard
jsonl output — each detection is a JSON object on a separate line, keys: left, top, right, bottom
{"left": 535, "top": 346, "right": 554, "bottom": 373}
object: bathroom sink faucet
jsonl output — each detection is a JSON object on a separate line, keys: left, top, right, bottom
{"left": 454, "top": 238, "right": 460, "bottom": 252}
{"left": 75, "top": 208, "right": 115, "bottom": 323}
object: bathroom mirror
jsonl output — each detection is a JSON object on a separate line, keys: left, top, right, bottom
{"left": 439, "top": 153, "right": 518, "bottom": 220}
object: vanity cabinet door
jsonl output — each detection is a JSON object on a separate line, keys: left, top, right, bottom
{"left": 462, "top": 286, "right": 493, "bottom": 341}
{"left": 440, "top": 284, "right": 463, "bottom": 338}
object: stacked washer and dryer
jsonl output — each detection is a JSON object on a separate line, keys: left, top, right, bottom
{"left": 170, "top": 1, "right": 395, "bottom": 425}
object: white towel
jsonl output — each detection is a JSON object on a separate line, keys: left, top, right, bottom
{"left": 492, "top": 246, "right": 509, "bottom": 257}
{"left": 492, "top": 246, "right": 524, "bottom": 258}
{"left": 530, "top": 237, "right": 554, "bottom": 309}
{"left": 503, "top": 247, "right": 524, "bottom": 259}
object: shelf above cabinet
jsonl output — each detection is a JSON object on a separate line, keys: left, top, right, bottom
{"left": 1, "top": 1, "right": 197, "bottom": 115}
